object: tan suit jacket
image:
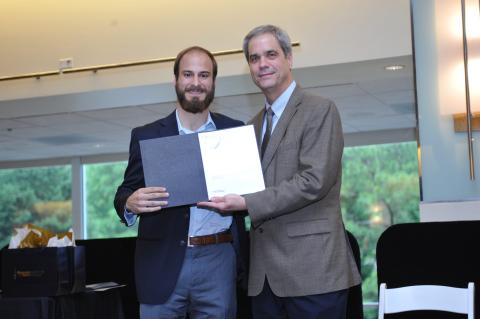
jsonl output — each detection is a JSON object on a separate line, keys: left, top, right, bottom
{"left": 244, "top": 85, "right": 361, "bottom": 297}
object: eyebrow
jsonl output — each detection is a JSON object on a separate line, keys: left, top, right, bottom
{"left": 181, "top": 70, "right": 211, "bottom": 74}
{"left": 249, "top": 49, "right": 279, "bottom": 57}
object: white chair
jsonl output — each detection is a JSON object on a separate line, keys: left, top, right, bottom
{"left": 378, "top": 282, "right": 475, "bottom": 319}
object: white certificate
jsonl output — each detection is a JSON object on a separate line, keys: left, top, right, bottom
{"left": 198, "top": 125, "right": 265, "bottom": 198}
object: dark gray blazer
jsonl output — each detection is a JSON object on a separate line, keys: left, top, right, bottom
{"left": 244, "top": 86, "right": 361, "bottom": 297}
{"left": 114, "top": 111, "right": 249, "bottom": 304}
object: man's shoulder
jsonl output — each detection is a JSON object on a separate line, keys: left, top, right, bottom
{"left": 131, "top": 112, "right": 176, "bottom": 138}
{"left": 291, "top": 87, "right": 341, "bottom": 124}
{"left": 136, "top": 117, "right": 166, "bottom": 130}
{"left": 296, "top": 87, "right": 334, "bottom": 108}
{"left": 210, "top": 112, "right": 244, "bottom": 128}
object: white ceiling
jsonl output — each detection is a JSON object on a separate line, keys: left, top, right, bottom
{"left": 0, "top": 55, "right": 416, "bottom": 164}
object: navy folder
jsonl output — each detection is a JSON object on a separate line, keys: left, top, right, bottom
{"left": 140, "top": 125, "right": 265, "bottom": 208}
{"left": 140, "top": 133, "right": 208, "bottom": 208}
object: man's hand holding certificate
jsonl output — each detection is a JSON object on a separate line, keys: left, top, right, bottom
{"left": 140, "top": 125, "right": 264, "bottom": 208}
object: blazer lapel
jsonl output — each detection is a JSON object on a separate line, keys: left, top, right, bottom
{"left": 261, "top": 87, "right": 303, "bottom": 171}
{"left": 249, "top": 110, "right": 265, "bottom": 154}
{"left": 157, "top": 111, "right": 180, "bottom": 137}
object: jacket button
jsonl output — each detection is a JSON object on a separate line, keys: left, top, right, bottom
{"left": 259, "top": 227, "right": 264, "bottom": 233}
{"left": 184, "top": 213, "right": 189, "bottom": 218}
{"left": 180, "top": 240, "right": 186, "bottom": 246}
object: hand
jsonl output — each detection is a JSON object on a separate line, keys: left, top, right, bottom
{"left": 126, "top": 187, "right": 169, "bottom": 214}
{"left": 197, "top": 194, "right": 247, "bottom": 212}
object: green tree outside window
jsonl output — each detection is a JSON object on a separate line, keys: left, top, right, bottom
{"left": 85, "top": 162, "right": 137, "bottom": 239}
{"left": 0, "top": 166, "right": 72, "bottom": 248}
{"left": 341, "top": 141, "right": 420, "bottom": 313}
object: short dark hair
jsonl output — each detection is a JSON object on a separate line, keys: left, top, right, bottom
{"left": 242, "top": 25, "right": 292, "bottom": 61}
{"left": 173, "top": 46, "right": 218, "bottom": 80}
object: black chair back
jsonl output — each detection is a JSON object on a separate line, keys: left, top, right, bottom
{"left": 346, "top": 230, "right": 364, "bottom": 319}
{"left": 376, "top": 221, "right": 480, "bottom": 319}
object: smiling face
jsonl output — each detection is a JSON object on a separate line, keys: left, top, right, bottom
{"left": 247, "top": 33, "right": 293, "bottom": 103}
{"left": 175, "top": 50, "right": 215, "bottom": 114}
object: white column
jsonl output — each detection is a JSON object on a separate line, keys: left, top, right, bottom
{"left": 71, "top": 157, "right": 86, "bottom": 239}
{"left": 411, "top": 0, "right": 480, "bottom": 221}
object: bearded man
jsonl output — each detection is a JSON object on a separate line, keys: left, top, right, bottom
{"left": 114, "top": 46, "right": 248, "bottom": 319}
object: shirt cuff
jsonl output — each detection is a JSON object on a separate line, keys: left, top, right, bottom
{"left": 124, "top": 208, "right": 137, "bottom": 226}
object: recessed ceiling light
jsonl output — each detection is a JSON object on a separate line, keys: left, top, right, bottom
{"left": 384, "top": 65, "right": 405, "bottom": 71}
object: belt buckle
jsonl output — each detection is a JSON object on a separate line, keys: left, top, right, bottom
{"left": 187, "top": 237, "right": 194, "bottom": 247}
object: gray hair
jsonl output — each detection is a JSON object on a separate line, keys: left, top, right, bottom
{"left": 242, "top": 25, "right": 292, "bottom": 61}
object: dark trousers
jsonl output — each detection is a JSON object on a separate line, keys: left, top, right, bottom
{"left": 251, "top": 279, "right": 348, "bottom": 319}
{"left": 140, "top": 243, "right": 236, "bottom": 319}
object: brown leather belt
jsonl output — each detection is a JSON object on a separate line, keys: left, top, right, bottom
{"left": 188, "top": 231, "right": 233, "bottom": 246}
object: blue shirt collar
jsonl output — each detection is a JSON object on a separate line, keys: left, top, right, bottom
{"left": 175, "top": 110, "right": 216, "bottom": 135}
{"left": 265, "top": 81, "right": 296, "bottom": 118}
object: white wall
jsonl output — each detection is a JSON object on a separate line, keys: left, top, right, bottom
{"left": 0, "top": 0, "right": 412, "bottom": 100}
{"left": 411, "top": 0, "right": 480, "bottom": 220}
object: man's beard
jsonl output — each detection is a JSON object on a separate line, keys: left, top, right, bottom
{"left": 175, "top": 83, "right": 215, "bottom": 114}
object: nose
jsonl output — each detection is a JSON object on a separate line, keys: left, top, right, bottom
{"left": 258, "top": 56, "right": 268, "bottom": 69}
{"left": 192, "top": 75, "right": 200, "bottom": 86}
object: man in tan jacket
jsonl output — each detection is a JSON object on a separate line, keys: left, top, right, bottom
{"left": 199, "top": 25, "right": 361, "bottom": 319}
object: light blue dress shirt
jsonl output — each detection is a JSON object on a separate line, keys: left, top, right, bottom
{"left": 262, "top": 81, "right": 297, "bottom": 140}
{"left": 124, "top": 110, "right": 232, "bottom": 237}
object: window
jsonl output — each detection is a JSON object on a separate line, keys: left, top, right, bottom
{"left": 0, "top": 141, "right": 419, "bottom": 319}
{"left": 341, "top": 141, "right": 420, "bottom": 318}
{"left": 0, "top": 165, "right": 72, "bottom": 248}
{"left": 84, "top": 161, "right": 137, "bottom": 239}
